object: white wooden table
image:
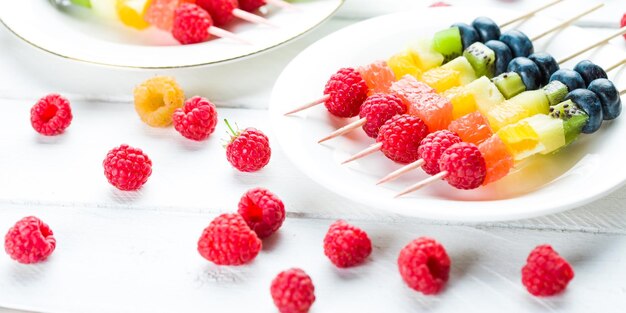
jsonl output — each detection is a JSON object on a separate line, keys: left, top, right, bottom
{"left": 1, "top": 1, "right": 626, "bottom": 312}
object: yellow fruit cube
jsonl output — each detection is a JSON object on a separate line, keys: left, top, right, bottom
{"left": 496, "top": 120, "right": 542, "bottom": 160}
{"left": 421, "top": 67, "right": 460, "bottom": 93}
{"left": 388, "top": 51, "right": 423, "bottom": 80}
{"left": 443, "top": 87, "right": 476, "bottom": 119}
{"left": 116, "top": 0, "right": 152, "bottom": 29}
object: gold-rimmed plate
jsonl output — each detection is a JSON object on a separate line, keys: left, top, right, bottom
{"left": 0, "top": 0, "right": 343, "bottom": 69}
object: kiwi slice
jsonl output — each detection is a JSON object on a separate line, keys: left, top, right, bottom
{"left": 542, "top": 81, "right": 568, "bottom": 106}
{"left": 549, "top": 100, "right": 589, "bottom": 145}
{"left": 71, "top": 0, "right": 92, "bottom": 7}
{"left": 463, "top": 42, "right": 496, "bottom": 78}
{"left": 433, "top": 27, "right": 463, "bottom": 63}
{"left": 492, "top": 72, "right": 525, "bottom": 99}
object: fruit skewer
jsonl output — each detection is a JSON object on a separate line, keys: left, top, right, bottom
{"left": 284, "top": 0, "right": 569, "bottom": 116}
{"left": 378, "top": 57, "right": 626, "bottom": 185}
{"left": 197, "top": 0, "right": 277, "bottom": 27}
{"left": 317, "top": 4, "right": 604, "bottom": 143}
{"left": 341, "top": 25, "right": 626, "bottom": 166}
{"left": 394, "top": 73, "right": 625, "bottom": 197}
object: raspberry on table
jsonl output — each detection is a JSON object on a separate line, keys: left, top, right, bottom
{"left": 103, "top": 144, "right": 153, "bottom": 191}
{"left": 173, "top": 96, "right": 218, "bottom": 140}
{"left": 438, "top": 142, "right": 486, "bottom": 189}
{"left": 197, "top": 213, "right": 262, "bottom": 265}
{"left": 323, "top": 220, "right": 372, "bottom": 268}
{"left": 5, "top": 216, "right": 56, "bottom": 264}
{"left": 30, "top": 93, "right": 73, "bottom": 136}
{"left": 418, "top": 130, "right": 462, "bottom": 175}
{"left": 133, "top": 76, "right": 185, "bottom": 127}
{"left": 172, "top": 3, "right": 213, "bottom": 45}
{"left": 270, "top": 268, "right": 315, "bottom": 313}
{"left": 377, "top": 114, "right": 429, "bottom": 164}
{"left": 224, "top": 120, "right": 271, "bottom": 172}
{"left": 397, "top": 237, "right": 450, "bottom": 295}
{"left": 522, "top": 244, "right": 574, "bottom": 296}
{"left": 323, "top": 68, "right": 369, "bottom": 118}
{"left": 359, "top": 94, "right": 406, "bottom": 138}
{"left": 196, "top": 0, "right": 237, "bottom": 26}
{"left": 237, "top": 187, "right": 285, "bottom": 238}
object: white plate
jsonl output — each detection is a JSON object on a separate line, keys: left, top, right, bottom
{"left": 269, "top": 7, "right": 626, "bottom": 222}
{"left": 0, "top": 0, "right": 343, "bottom": 68}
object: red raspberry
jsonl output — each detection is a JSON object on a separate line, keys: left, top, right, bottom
{"left": 438, "top": 142, "right": 486, "bottom": 189}
{"left": 238, "top": 0, "right": 265, "bottom": 12}
{"left": 270, "top": 268, "right": 315, "bottom": 313}
{"left": 398, "top": 237, "right": 450, "bottom": 295}
{"left": 30, "top": 93, "right": 73, "bottom": 136}
{"left": 323, "top": 68, "right": 369, "bottom": 118}
{"left": 172, "top": 3, "right": 213, "bottom": 44}
{"left": 196, "top": 0, "right": 236, "bottom": 26}
{"left": 237, "top": 187, "right": 285, "bottom": 238}
{"left": 197, "top": 213, "right": 262, "bottom": 265}
{"left": 418, "top": 130, "right": 462, "bottom": 175}
{"left": 173, "top": 96, "right": 218, "bottom": 141}
{"left": 522, "top": 245, "right": 574, "bottom": 296}
{"left": 622, "top": 13, "right": 626, "bottom": 40}
{"left": 358, "top": 94, "right": 406, "bottom": 138}
{"left": 225, "top": 120, "right": 271, "bottom": 172}
{"left": 377, "top": 114, "right": 429, "bottom": 164}
{"left": 103, "top": 144, "right": 153, "bottom": 191}
{"left": 4, "top": 216, "right": 56, "bottom": 264}
{"left": 323, "top": 220, "right": 372, "bottom": 268}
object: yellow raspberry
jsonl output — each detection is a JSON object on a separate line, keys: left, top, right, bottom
{"left": 133, "top": 76, "right": 185, "bottom": 127}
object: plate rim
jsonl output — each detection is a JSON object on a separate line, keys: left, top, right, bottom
{"left": 268, "top": 7, "right": 626, "bottom": 222}
{"left": 0, "top": 0, "right": 345, "bottom": 69}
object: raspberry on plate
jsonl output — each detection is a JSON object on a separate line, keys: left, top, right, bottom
{"left": 5, "top": 216, "right": 56, "bottom": 264}
{"left": 270, "top": 268, "right": 315, "bottom": 313}
{"left": 173, "top": 96, "right": 218, "bottom": 141}
{"left": 133, "top": 76, "right": 185, "bottom": 127}
{"left": 224, "top": 120, "right": 271, "bottom": 172}
{"left": 377, "top": 114, "right": 429, "bottom": 164}
{"left": 323, "top": 220, "right": 372, "bottom": 268}
{"left": 418, "top": 130, "right": 462, "bottom": 175}
{"left": 30, "top": 93, "right": 73, "bottom": 136}
{"left": 323, "top": 68, "right": 369, "bottom": 118}
{"left": 359, "top": 94, "right": 406, "bottom": 138}
{"left": 438, "top": 142, "right": 486, "bottom": 189}
{"left": 237, "top": 187, "right": 285, "bottom": 238}
{"left": 103, "top": 144, "right": 153, "bottom": 191}
{"left": 398, "top": 237, "right": 450, "bottom": 295}
{"left": 172, "top": 3, "right": 213, "bottom": 44}
{"left": 522, "top": 244, "right": 574, "bottom": 296}
{"left": 197, "top": 213, "right": 262, "bottom": 265}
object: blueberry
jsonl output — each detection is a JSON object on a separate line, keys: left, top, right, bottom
{"left": 451, "top": 23, "right": 480, "bottom": 50}
{"left": 573, "top": 60, "right": 608, "bottom": 87}
{"left": 507, "top": 57, "right": 542, "bottom": 90}
{"left": 499, "top": 30, "right": 534, "bottom": 58}
{"left": 471, "top": 17, "right": 501, "bottom": 43}
{"left": 588, "top": 78, "right": 622, "bottom": 120}
{"left": 485, "top": 40, "right": 513, "bottom": 76}
{"left": 549, "top": 69, "right": 585, "bottom": 92}
{"left": 565, "top": 89, "right": 603, "bottom": 134}
{"left": 528, "top": 52, "right": 559, "bottom": 87}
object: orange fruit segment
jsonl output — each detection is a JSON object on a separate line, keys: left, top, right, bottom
{"left": 478, "top": 135, "right": 514, "bottom": 185}
{"left": 358, "top": 60, "right": 396, "bottom": 96}
{"left": 448, "top": 112, "right": 493, "bottom": 146}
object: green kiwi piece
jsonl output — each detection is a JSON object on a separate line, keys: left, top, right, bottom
{"left": 542, "top": 80, "right": 569, "bottom": 106}
{"left": 549, "top": 100, "right": 589, "bottom": 145}
{"left": 433, "top": 27, "right": 463, "bottom": 63}
{"left": 463, "top": 42, "right": 496, "bottom": 78}
{"left": 492, "top": 72, "right": 526, "bottom": 99}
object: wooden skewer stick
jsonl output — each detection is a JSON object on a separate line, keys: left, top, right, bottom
{"left": 341, "top": 143, "right": 382, "bottom": 164}
{"left": 605, "top": 59, "right": 626, "bottom": 73}
{"left": 620, "top": 89, "right": 626, "bottom": 96}
{"left": 530, "top": 3, "right": 604, "bottom": 41}
{"left": 266, "top": 0, "right": 298, "bottom": 10}
{"left": 284, "top": 95, "right": 330, "bottom": 116}
{"left": 208, "top": 26, "right": 252, "bottom": 44}
{"left": 498, "top": 0, "right": 564, "bottom": 28}
{"left": 377, "top": 159, "right": 425, "bottom": 185}
{"left": 558, "top": 26, "right": 626, "bottom": 64}
{"left": 318, "top": 118, "right": 366, "bottom": 143}
{"left": 232, "top": 8, "right": 278, "bottom": 27}
{"left": 395, "top": 171, "right": 448, "bottom": 198}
